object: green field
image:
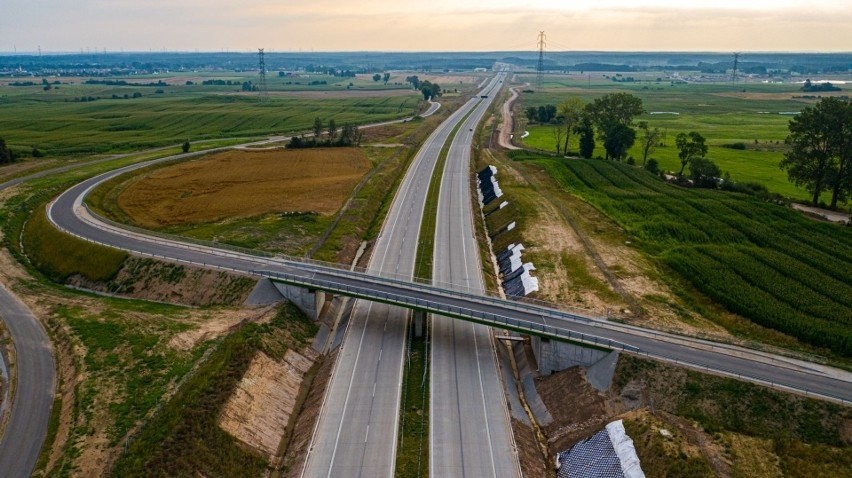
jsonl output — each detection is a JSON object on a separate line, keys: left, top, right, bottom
{"left": 0, "top": 79, "right": 421, "bottom": 155}
{"left": 510, "top": 151, "right": 852, "bottom": 357}
{"left": 515, "top": 74, "right": 846, "bottom": 201}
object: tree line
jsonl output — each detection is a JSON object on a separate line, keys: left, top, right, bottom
{"left": 780, "top": 97, "right": 851, "bottom": 209}
{"left": 525, "top": 93, "right": 720, "bottom": 187}
{"left": 287, "top": 117, "right": 363, "bottom": 149}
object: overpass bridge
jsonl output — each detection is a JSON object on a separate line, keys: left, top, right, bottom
{"left": 253, "top": 265, "right": 639, "bottom": 353}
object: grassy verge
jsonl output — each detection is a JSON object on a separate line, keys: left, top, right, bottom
{"left": 110, "top": 303, "right": 317, "bottom": 477}
{"left": 22, "top": 207, "right": 128, "bottom": 283}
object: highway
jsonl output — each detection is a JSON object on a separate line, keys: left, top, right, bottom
{"left": 300, "top": 93, "right": 479, "bottom": 476}
{"left": 0, "top": 284, "right": 55, "bottom": 478}
{"left": 431, "top": 71, "right": 521, "bottom": 477}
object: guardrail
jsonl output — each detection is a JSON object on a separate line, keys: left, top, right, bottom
{"left": 254, "top": 269, "right": 639, "bottom": 353}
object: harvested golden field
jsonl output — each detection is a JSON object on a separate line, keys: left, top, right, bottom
{"left": 117, "top": 148, "right": 370, "bottom": 228}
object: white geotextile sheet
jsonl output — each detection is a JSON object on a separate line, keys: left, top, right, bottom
{"left": 606, "top": 420, "right": 645, "bottom": 478}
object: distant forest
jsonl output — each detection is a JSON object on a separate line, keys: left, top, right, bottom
{"left": 1, "top": 51, "right": 850, "bottom": 75}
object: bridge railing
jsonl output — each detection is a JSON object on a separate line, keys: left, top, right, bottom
{"left": 254, "top": 269, "right": 639, "bottom": 353}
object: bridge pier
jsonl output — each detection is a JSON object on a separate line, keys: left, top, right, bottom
{"left": 250, "top": 279, "right": 326, "bottom": 320}
{"left": 413, "top": 310, "right": 425, "bottom": 337}
{"left": 280, "top": 283, "right": 326, "bottom": 321}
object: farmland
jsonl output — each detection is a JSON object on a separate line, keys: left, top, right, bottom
{"left": 515, "top": 73, "right": 851, "bottom": 201}
{"left": 0, "top": 76, "right": 421, "bottom": 156}
{"left": 117, "top": 149, "right": 371, "bottom": 227}
{"left": 510, "top": 151, "right": 852, "bottom": 357}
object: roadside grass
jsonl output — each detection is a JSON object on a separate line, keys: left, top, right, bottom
{"left": 614, "top": 354, "right": 852, "bottom": 478}
{"left": 110, "top": 303, "right": 317, "bottom": 477}
{"left": 312, "top": 144, "right": 418, "bottom": 262}
{"left": 22, "top": 207, "right": 127, "bottom": 282}
{"left": 622, "top": 415, "right": 715, "bottom": 478}
{"left": 514, "top": 79, "right": 831, "bottom": 201}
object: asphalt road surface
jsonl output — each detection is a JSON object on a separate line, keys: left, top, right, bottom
{"left": 0, "top": 284, "right": 55, "bottom": 478}
{"left": 301, "top": 92, "right": 489, "bottom": 476}
{"left": 431, "top": 71, "right": 521, "bottom": 477}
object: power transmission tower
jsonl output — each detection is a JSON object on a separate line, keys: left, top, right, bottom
{"left": 257, "top": 48, "right": 268, "bottom": 102}
{"left": 732, "top": 52, "right": 741, "bottom": 89}
{"left": 536, "top": 31, "right": 546, "bottom": 90}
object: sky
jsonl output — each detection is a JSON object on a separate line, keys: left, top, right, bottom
{"left": 2, "top": 0, "right": 851, "bottom": 53}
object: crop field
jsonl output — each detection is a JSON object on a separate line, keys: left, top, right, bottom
{"left": 510, "top": 151, "right": 852, "bottom": 357}
{"left": 515, "top": 73, "right": 851, "bottom": 200}
{"left": 0, "top": 81, "right": 420, "bottom": 155}
{"left": 117, "top": 148, "right": 371, "bottom": 227}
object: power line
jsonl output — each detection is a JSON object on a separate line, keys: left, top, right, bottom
{"left": 536, "top": 31, "right": 546, "bottom": 91}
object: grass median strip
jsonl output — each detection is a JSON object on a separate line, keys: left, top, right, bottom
{"left": 397, "top": 103, "right": 478, "bottom": 477}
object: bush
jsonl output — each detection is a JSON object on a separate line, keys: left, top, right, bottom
{"left": 722, "top": 142, "right": 747, "bottom": 150}
{"left": 645, "top": 158, "right": 660, "bottom": 174}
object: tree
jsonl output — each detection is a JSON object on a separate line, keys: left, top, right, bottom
{"left": 585, "top": 93, "right": 645, "bottom": 160}
{"left": 182, "top": 141, "right": 190, "bottom": 153}
{"left": 603, "top": 123, "right": 636, "bottom": 161}
{"left": 405, "top": 75, "right": 421, "bottom": 90}
{"left": 637, "top": 121, "right": 663, "bottom": 166}
{"left": 0, "top": 138, "right": 12, "bottom": 164}
{"left": 313, "top": 117, "right": 324, "bottom": 142}
{"left": 328, "top": 119, "right": 338, "bottom": 145}
{"left": 780, "top": 98, "right": 847, "bottom": 206}
{"left": 586, "top": 92, "right": 645, "bottom": 128}
{"left": 552, "top": 123, "right": 565, "bottom": 155}
{"left": 823, "top": 98, "right": 852, "bottom": 208}
{"left": 676, "top": 132, "right": 708, "bottom": 176}
{"left": 645, "top": 158, "right": 660, "bottom": 175}
{"left": 537, "top": 105, "right": 557, "bottom": 123}
{"left": 689, "top": 157, "right": 722, "bottom": 188}
{"left": 557, "top": 97, "right": 585, "bottom": 154}
{"left": 419, "top": 81, "right": 441, "bottom": 100}
{"left": 382, "top": 73, "right": 391, "bottom": 85}
{"left": 525, "top": 107, "right": 539, "bottom": 123}
{"left": 576, "top": 117, "right": 596, "bottom": 159}
{"left": 372, "top": 73, "right": 382, "bottom": 82}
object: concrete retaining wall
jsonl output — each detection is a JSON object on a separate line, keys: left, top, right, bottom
{"left": 531, "top": 336, "right": 610, "bottom": 376}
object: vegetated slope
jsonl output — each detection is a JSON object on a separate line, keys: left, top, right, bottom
{"left": 111, "top": 303, "right": 318, "bottom": 477}
{"left": 510, "top": 151, "right": 852, "bottom": 357}
{"left": 23, "top": 207, "right": 128, "bottom": 282}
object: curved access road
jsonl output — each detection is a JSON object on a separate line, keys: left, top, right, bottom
{"left": 0, "top": 284, "right": 55, "bottom": 478}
